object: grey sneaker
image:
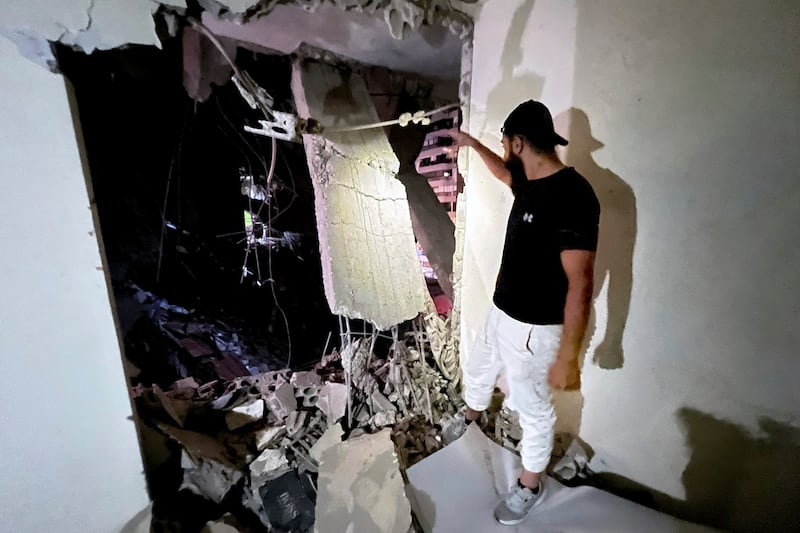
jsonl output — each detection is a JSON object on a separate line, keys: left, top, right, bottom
{"left": 494, "top": 478, "right": 547, "bottom": 526}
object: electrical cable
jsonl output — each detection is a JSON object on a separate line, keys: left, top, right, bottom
{"left": 323, "top": 103, "right": 460, "bottom": 133}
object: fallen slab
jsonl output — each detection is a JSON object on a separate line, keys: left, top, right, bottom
{"left": 406, "top": 424, "right": 717, "bottom": 533}
{"left": 315, "top": 428, "right": 412, "bottom": 533}
{"left": 291, "top": 59, "right": 428, "bottom": 330}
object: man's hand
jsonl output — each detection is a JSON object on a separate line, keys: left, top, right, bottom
{"left": 547, "top": 357, "right": 579, "bottom": 390}
{"left": 442, "top": 130, "right": 476, "bottom": 157}
{"left": 441, "top": 130, "right": 512, "bottom": 187}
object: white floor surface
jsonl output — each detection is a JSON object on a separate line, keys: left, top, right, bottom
{"left": 406, "top": 425, "right": 716, "bottom": 533}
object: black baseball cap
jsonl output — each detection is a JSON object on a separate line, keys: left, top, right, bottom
{"left": 501, "top": 100, "right": 568, "bottom": 147}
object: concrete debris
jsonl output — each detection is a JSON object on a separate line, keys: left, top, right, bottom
{"left": 201, "top": 514, "right": 244, "bottom": 533}
{"left": 291, "top": 59, "right": 429, "bottom": 330}
{"left": 255, "top": 425, "right": 286, "bottom": 450}
{"left": 317, "top": 382, "right": 348, "bottom": 423}
{"left": 250, "top": 448, "right": 291, "bottom": 487}
{"left": 296, "top": 385, "right": 321, "bottom": 408}
{"left": 285, "top": 410, "right": 309, "bottom": 438}
{"left": 265, "top": 381, "right": 298, "bottom": 420}
{"left": 182, "top": 25, "right": 235, "bottom": 102}
{"left": 309, "top": 423, "right": 343, "bottom": 463}
{"left": 225, "top": 398, "right": 265, "bottom": 430}
{"left": 495, "top": 407, "right": 523, "bottom": 446}
{"left": 550, "top": 434, "right": 591, "bottom": 481}
{"left": 180, "top": 450, "right": 244, "bottom": 504}
{"left": 315, "top": 428, "right": 412, "bottom": 533}
{"left": 123, "top": 283, "right": 281, "bottom": 387}
{"left": 392, "top": 416, "right": 444, "bottom": 468}
{"left": 134, "top": 312, "right": 463, "bottom": 529}
{"left": 159, "top": 423, "right": 245, "bottom": 469}
{"left": 291, "top": 370, "right": 323, "bottom": 388}
{"left": 423, "top": 311, "right": 462, "bottom": 388}
{"left": 285, "top": 411, "right": 327, "bottom": 473}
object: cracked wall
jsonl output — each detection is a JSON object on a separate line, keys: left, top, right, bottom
{"left": 292, "top": 59, "right": 428, "bottom": 330}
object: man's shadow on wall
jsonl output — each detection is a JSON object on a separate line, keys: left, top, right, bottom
{"left": 559, "top": 108, "right": 637, "bottom": 371}
{"left": 586, "top": 408, "right": 800, "bottom": 532}
{"left": 552, "top": 108, "right": 637, "bottom": 438}
{"left": 481, "top": 0, "right": 544, "bottom": 136}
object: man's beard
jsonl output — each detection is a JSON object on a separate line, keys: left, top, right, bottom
{"left": 504, "top": 154, "right": 526, "bottom": 188}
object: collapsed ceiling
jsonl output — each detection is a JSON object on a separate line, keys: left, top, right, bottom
{"left": 1, "top": 0, "right": 477, "bottom": 79}
{"left": 3, "top": 2, "right": 500, "bottom": 531}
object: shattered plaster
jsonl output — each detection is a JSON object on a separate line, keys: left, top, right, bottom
{"left": 292, "top": 59, "right": 428, "bottom": 329}
{"left": 199, "top": 0, "right": 475, "bottom": 40}
{"left": 1, "top": 0, "right": 167, "bottom": 68}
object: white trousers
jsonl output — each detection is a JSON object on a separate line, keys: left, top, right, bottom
{"left": 464, "top": 304, "right": 562, "bottom": 473}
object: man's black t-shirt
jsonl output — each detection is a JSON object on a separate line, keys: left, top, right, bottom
{"left": 493, "top": 167, "right": 600, "bottom": 325}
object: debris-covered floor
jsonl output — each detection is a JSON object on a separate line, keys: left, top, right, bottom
{"left": 57, "top": 7, "right": 591, "bottom": 532}
{"left": 129, "top": 288, "right": 466, "bottom": 531}
{"left": 121, "top": 283, "right": 591, "bottom": 532}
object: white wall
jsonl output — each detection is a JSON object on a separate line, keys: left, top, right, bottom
{"left": 0, "top": 36, "right": 148, "bottom": 532}
{"left": 462, "top": 0, "right": 800, "bottom": 529}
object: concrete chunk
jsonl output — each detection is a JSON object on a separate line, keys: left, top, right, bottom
{"left": 265, "top": 381, "right": 297, "bottom": 420}
{"left": 180, "top": 451, "right": 243, "bottom": 504}
{"left": 225, "top": 399, "right": 265, "bottom": 430}
{"left": 291, "top": 60, "right": 428, "bottom": 329}
{"left": 317, "top": 382, "right": 348, "bottom": 423}
{"left": 315, "top": 428, "right": 412, "bottom": 533}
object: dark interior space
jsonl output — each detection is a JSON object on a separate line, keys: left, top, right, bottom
{"left": 57, "top": 40, "right": 340, "bottom": 379}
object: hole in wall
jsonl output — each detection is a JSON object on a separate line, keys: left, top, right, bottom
{"left": 54, "top": 4, "right": 470, "bottom": 529}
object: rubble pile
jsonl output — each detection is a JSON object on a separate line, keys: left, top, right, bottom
{"left": 132, "top": 312, "right": 465, "bottom": 531}
{"left": 123, "top": 284, "right": 284, "bottom": 387}
{"left": 127, "top": 287, "right": 587, "bottom": 530}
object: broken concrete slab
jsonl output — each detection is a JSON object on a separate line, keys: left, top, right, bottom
{"left": 1, "top": 0, "right": 164, "bottom": 69}
{"left": 225, "top": 398, "right": 265, "bottom": 430}
{"left": 388, "top": 113, "right": 456, "bottom": 299}
{"left": 309, "top": 423, "right": 343, "bottom": 463}
{"left": 181, "top": 450, "right": 244, "bottom": 504}
{"left": 407, "top": 424, "right": 716, "bottom": 533}
{"left": 182, "top": 26, "right": 235, "bottom": 102}
{"left": 317, "top": 382, "right": 347, "bottom": 423}
{"left": 264, "top": 381, "right": 297, "bottom": 420}
{"left": 291, "top": 59, "right": 428, "bottom": 330}
{"left": 315, "top": 428, "right": 412, "bottom": 533}
{"left": 250, "top": 448, "right": 291, "bottom": 486}
{"left": 254, "top": 425, "right": 285, "bottom": 450}
{"left": 290, "top": 370, "right": 323, "bottom": 388}
{"left": 153, "top": 384, "right": 194, "bottom": 427}
{"left": 158, "top": 423, "right": 246, "bottom": 468}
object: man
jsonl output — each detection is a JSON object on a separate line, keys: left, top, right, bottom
{"left": 446, "top": 100, "right": 600, "bottom": 525}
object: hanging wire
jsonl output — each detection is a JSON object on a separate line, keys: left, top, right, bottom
{"left": 194, "top": 30, "right": 293, "bottom": 368}
{"left": 156, "top": 99, "right": 192, "bottom": 283}
{"left": 323, "top": 103, "right": 460, "bottom": 133}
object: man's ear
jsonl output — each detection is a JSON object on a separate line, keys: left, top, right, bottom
{"left": 512, "top": 135, "right": 524, "bottom": 155}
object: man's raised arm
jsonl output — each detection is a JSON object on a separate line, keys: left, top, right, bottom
{"left": 444, "top": 131, "right": 512, "bottom": 187}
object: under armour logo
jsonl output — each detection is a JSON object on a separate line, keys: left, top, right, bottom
{"left": 522, "top": 212, "right": 534, "bottom": 223}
